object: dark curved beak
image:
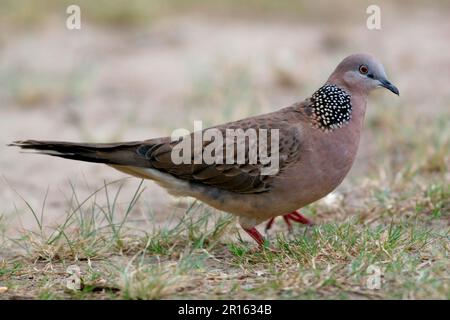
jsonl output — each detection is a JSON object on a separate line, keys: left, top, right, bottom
{"left": 379, "top": 78, "right": 399, "bottom": 96}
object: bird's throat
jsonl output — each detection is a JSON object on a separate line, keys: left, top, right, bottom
{"left": 309, "top": 84, "right": 352, "bottom": 132}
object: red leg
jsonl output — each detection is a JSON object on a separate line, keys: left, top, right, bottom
{"left": 282, "top": 215, "right": 293, "bottom": 232}
{"left": 265, "top": 210, "right": 314, "bottom": 232}
{"left": 265, "top": 217, "right": 275, "bottom": 231}
{"left": 243, "top": 227, "right": 266, "bottom": 247}
{"left": 287, "top": 211, "right": 314, "bottom": 226}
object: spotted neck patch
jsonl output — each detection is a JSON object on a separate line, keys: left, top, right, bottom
{"left": 309, "top": 84, "right": 352, "bottom": 131}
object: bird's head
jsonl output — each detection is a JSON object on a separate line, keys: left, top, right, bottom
{"left": 328, "top": 53, "right": 399, "bottom": 96}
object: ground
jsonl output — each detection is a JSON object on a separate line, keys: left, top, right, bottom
{"left": 0, "top": 1, "right": 449, "bottom": 299}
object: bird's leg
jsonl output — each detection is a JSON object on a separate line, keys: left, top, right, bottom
{"left": 264, "top": 210, "right": 314, "bottom": 231}
{"left": 287, "top": 211, "right": 314, "bottom": 226}
{"left": 282, "top": 215, "right": 293, "bottom": 232}
{"left": 243, "top": 227, "right": 266, "bottom": 247}
{"left": 264, "top": 217, "right": 275, "bottom": 232}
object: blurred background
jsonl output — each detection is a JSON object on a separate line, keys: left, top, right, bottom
{"left": 0, "top": 0, "right": 449, "bottom": 233}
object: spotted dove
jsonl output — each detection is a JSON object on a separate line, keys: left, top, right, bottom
{"left": 10, "top": 53, "right": 399, "bottom": 248}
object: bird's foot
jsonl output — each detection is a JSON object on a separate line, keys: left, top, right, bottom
{"left": 243, "top": 227, "right": 278, "bottom": 252}
{"left": 243, "top": 211, "right": 313, "bottom": 251}
{"left": 243, "top": 227, "right": 266, "bottom": 247}
{"left": 265, "top": 210, "right": 314, "bottom": 233}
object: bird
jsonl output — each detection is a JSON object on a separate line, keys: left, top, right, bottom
{"left": 9, "top": 53, "right": 399, "bottom": 248}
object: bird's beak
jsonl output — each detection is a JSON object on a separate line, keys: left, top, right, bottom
{"left": 378, "top": 78, "right": 399, "bottom": 96}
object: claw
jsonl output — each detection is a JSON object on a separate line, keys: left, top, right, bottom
{"left": 288, "top": 211, "right": 314, "bottom": 226}
{"left": 243, "top": 227, "right": 278, "bottom": 252}
{"left": 243, "top": 227, "right": 266, "bottom": 247}
{"left": 250, "top": 211, "right": 313, "bottom": 249}
{"left": 265, "top": 210, "right": 314, "bottom": 232}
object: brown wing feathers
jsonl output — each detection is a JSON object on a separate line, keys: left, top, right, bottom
{"left": 10, "top": 110, "right": 301, "bottom": 194}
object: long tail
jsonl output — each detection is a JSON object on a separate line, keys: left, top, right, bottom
{"left": 9, "top": 140, "right": 150, "bottom": 167}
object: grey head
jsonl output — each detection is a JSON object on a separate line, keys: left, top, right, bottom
{"left": 328, "top": 53, "right": 399, "bottom": 96}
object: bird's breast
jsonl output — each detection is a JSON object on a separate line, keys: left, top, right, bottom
{"left": 271, "top": 120, "right": 363, "bottom": 211}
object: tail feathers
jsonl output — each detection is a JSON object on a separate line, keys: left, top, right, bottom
{"left": 9, "top": 140, "right": 149, "bottom": 167}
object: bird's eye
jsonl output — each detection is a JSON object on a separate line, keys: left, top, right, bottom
{"left": 359, "top": 65, "right": 369, "bottom": 74}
